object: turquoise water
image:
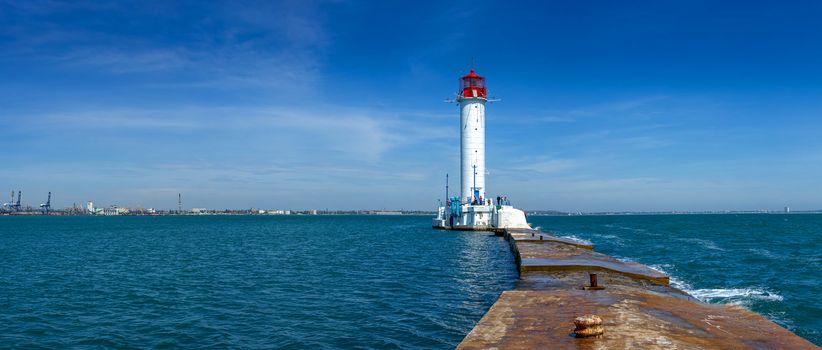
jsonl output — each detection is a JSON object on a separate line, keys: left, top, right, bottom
{"left": 0, "top": 216, "right": 516, "bottom": 348}
{"left": 1, "top": 214, "right": 820, "bottom": 347}
{"left": 529, "top": 214, "right": 821, "bottom": 345}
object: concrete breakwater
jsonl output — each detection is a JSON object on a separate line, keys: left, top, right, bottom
{"left": 457, "top": 228, "right": 818, "bottom": 349}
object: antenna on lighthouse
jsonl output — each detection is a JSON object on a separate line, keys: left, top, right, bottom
{"left": 445, "top": 173, "right": 449, "bottom": 205}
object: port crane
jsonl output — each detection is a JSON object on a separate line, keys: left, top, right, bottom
{"left": 40, "top": 192, "right": 51, "bottom": 214}
{"left": 11, "top": 191, "right": 21, "bottom": 211}
{"left": 2, "top": 190, "right": 23, "bottom": 212}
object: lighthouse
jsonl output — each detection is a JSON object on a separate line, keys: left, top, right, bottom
{"left": 459, "top": 69, "right": 487, "bottom": 205}
{"left": 432, "top": 68, "right": 531, "bottom": 231}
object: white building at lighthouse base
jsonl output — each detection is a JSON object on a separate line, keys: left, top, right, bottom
{"left": 433, "top": 202, "right": 530, "bottom": 231}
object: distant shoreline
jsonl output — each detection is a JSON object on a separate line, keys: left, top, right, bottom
{"left": 2, "top": 211, "right": 821, "bottom": 217}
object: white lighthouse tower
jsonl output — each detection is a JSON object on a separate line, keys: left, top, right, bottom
{"left": 459, "top": 69, "right": 487, "bottom": 205}
{"left": 432, "top": 68, "right": 530, "bottom": 231}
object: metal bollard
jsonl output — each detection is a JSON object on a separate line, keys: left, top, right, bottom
{"left": 583, "top": 273, "right": 604, "bottom": 290}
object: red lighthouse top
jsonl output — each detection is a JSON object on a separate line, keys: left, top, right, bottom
{"left": 459, "top": 69, "right": 486, "bottom": 99}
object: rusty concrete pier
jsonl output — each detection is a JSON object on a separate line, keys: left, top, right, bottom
{"left": 457, "top": 228, "right": 819, "bottom": 349}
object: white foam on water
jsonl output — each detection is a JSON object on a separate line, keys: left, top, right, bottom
{"left": 747, "top": 248, "right": 781, "bottom": 260}
{"left": 591, "top": 233, "right": 625, "bottom": 246}
{"left": 687, "top": 288, "right": 784, "bottom": 304}
{"left": 594, "top": 234, "right": 619, "bottom": 239}
{"left": 679, "top": 238, "right": 726, "bottom": 251}
{"left": 647, "top": 263, "right": 694, "bottom": 291}
{"left": 602, "top": 224, "right": 647, "bottom": 233}
{"left": 560, "top": 235, "right": 592, "bottom": 246}
{"left": 646, "top": 264, "right": 783, "bottom": 306}
{"left": 615, "top": 256, "right": 637, "bottom": 263}
{"left": 647, "top": 263, "right": 671, "bottom": 275}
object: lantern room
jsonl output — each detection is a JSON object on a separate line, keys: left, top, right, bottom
{"left": 459, "top": 69, "right": 486, "bottom": 99}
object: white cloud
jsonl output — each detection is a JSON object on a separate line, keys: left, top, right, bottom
{"left": 495, "top": 157, "right": 579, "bottom": 176}
{"left": 512, "top": 95, "right": 671, "bottom": 124}
{"left": 56, "top": 47, "right": 191, "bottom": 73}
{"left": 17, "top": 104, "right": 454, "bottom": 162}
{"left": 1, "top": 1, "right": 329, "bottom": 90}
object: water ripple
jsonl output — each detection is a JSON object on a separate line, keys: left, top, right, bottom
{"left": 0, "top": 216, "right": 517, "bottom": 349}
{"left": 529, "top": 214, "right": 822, "bottom": 346}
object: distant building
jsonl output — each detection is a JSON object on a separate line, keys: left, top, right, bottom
{"left": 90, "top": 205, "right": 128, "bottom": 216}
{"left": 785, "top": 206, "right": 791, "bottom": 213}
{"left": 87, "top": 201, "right": 94, "bottom": 213}
{"left": 310, "top": 209, "right": 318, "bottom": 215}
{"left": 191, "top": 208, "right": 208, "bottom": 214}
{"left": 99, "top": 206, "right": 121, "bottom": 216}
{"left": 265, "top": 210, "right": 290, "bottom": 215}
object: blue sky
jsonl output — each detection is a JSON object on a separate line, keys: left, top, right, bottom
{"left": 2, "top": 1, "right": 822, "bottom": 211}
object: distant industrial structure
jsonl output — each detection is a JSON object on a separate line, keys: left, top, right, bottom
{"left": 39, "top": 192, "right": 51, "bottom": 214}
{"left": 0, "top": 188, "right": 810, "bottom": 217}
{"left": 2, "top": 194, "right": 428, "bottom": 216}
{"left": 10, "top": 191, "right": 21, "bottom": 212}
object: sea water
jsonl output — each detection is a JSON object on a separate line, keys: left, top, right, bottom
{"left": 1, "top": 214, "right": 819, "bottom": 347}
{"left": 0, "top": 215, "right": 515, "bottom": 349}
{"left": 529, "top": 214, "right": 821, "bottom": 345}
